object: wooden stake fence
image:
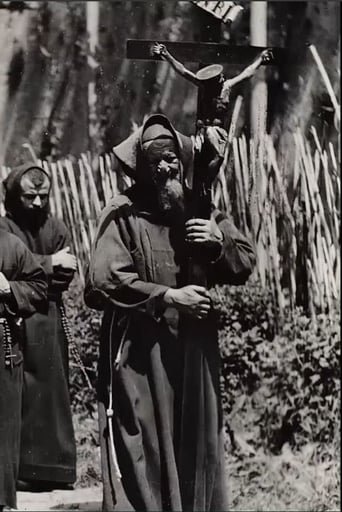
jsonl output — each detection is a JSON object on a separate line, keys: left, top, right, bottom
{"left": 0, "top": 130, "right": 339, "bottom": 319}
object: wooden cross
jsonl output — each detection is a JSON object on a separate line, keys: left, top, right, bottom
{"left": 127, "top": 39, "right": 284, "bottom": 125}
{"left": 126, "top": 37, "right": 285, "bottom": 215}
{"left": 127, "top": 39, "right": 285, "bottom": 66}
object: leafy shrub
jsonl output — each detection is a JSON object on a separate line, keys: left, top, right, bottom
{"left": 212, "top": 282, "right": 340, "bottom": 453}
{"left": 65, "top": 277, "right": 340, "bottom": 456}
{"left": 64, "top": 277, "right": 101, "bottom": 416}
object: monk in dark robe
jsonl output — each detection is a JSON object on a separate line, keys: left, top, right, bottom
{"left": 0, "top": 230, "right": 47, "bottom": 510}
{"left": 85, "top": 114, "right": 256, "bottom": 511}
{"left": 0, "top": 164, "right": 77, "bottom": 491}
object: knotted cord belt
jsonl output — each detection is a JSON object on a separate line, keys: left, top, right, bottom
{"left": 106, "top": 309, "right": 130, "bottom": 482}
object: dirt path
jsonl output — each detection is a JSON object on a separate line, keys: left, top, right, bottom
{"left": 17, "top": 486, "right": 102, "bottom": 511}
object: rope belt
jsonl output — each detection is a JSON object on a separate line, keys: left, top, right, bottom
{"left": 106, "top": 310, "right": 131, "bottom": 481}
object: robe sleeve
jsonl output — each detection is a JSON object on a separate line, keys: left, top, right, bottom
{"left": 209, "top": 210, "right": 256, "bottom": 285}
{"left": 34, "top": 219, "right": 74, "bottom": 294}
{"left": 4, "top": 238, "right": 48, "bottom": 318}
{"left": 85, "top": 212, "right": 168, "bottom": 311}
{"left": 32, "top": 253, "right": 53, "bottom": 276}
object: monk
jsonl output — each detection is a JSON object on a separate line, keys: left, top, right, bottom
{"left": 0, "top": 164, "right": 77, "bottom": 491}
{"left": 0, "top": 230, "right": 47, "bottom": 510}
{"left": 85, "top": 114, "right": 256, "bottom": 511}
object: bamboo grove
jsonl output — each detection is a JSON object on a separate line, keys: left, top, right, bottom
{"left": 0, "top": 124, "right": 339, "bottom": 325}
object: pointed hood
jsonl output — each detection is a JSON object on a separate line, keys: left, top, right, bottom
{"left": 3, "top": 162, "right": 50, "bottom": 221}
{"left": 113, "top": 114, "right": 194, "bottom": 184}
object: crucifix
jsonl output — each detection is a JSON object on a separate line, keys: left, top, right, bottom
{"left": 127, "top": 38, "right": 284, "bottom": 129}
{"left": 127, "top": 37, "right": 284, "bottom": 220}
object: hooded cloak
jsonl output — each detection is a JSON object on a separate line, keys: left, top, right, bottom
{"left": 85, "top": 115, "right": 256, "bottom": 511}
{"left": 0, "top": 164, "right": 76, "bottom": 487}
{"left": 0, "top": 231, "right": 47, "bottom": 508}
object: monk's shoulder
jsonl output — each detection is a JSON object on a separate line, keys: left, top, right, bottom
{"left": 44, "top": 215, "right": 69, "bottom": 236}
{"left": 0, "top": 229, "right": 28, "bottom": 257}
{"left": 0, "top": 216, "right": 14, "bottom": 231}
{"left": 99, "top": 191, "right": 135, "bottom": 222}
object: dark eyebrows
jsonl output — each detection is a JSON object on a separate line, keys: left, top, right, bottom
{"left": 22, "top": 192, "right": 49, "bottom": 198}
{"left": 162, "top": 150, "right": 178, "bottom": 158}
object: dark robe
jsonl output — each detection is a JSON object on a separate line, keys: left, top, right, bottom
{"left": 0, "top": 166, "right": 76, "bottom": 485}
{"left": 0, "top": 230, "right": 47, "bottom": 508}
{"left": 85, "top": 189, "right": 255, "bottom": 511}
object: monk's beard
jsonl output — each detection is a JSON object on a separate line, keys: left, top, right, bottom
{"left": 156, "top": 178, "right": 185, "bottom": 223}
{"left": 16, "top": 205, "right": 49, "bottom": 230}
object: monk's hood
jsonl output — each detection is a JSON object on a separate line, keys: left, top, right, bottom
{"left": 113, "top": 114, "right": 194, "bottom": 184}
{"left": 3, "top": 162, "right": 50, "bottom": 215}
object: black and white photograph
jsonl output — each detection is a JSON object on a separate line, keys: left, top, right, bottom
{"left": 0, "top": 1, "right": 340, "bottom": 511}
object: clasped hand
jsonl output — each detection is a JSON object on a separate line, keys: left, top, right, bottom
{"left": 185, "top": 218, "right": 223, "bottom": 248}
{"left": 0, "top": 272, "right": 11, "bottom": 298}
{"left": 162, "top": 218, "right": 223, "bottom": 320}
{"left": 51, "top": 246, "right": 77, "bottom": 271}
{"left": 164, "top": 285, "right": 211, "bottom": 320}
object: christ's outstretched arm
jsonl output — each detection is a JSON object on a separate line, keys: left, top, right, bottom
{"left": 220, "top": 48, "right": 273, "bottom": 101}
{"left": 152, "top": 42, "right": 201, "bottom": 86}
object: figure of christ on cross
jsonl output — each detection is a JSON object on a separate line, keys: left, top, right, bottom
{"left": 152, "top": 41, "right": 273, "bottom": 128}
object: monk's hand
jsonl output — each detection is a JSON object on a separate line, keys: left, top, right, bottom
{"left": 163, "top": 285, "right": 211, "bottom": 320}
{"left": 51, "top": 246, "right": 77, "bottom": 271}
{"left": 205, "top": 126, "right": 227, "bottom": 160}
{"left": 0, "top": 272, "right": 11, "bottom": 298}
{"left": 185, "top": 218, "right": 223, "bottom": 250}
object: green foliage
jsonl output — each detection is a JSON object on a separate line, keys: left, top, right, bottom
{"left": 65, "top": 277, "right": 340, "bottom": 506}
{"left": 64, "top": 278, "right": 101, "bottom": 416}
{"left": 73, "top": 413, "right": 101, "bottom": 489}
{"left": 212, "top": 282, "right": 340, "bottom": 454}
{"left": 66, "top": 276, "right": 340, "bottom": 457}
{"left": 227, "top": 438, "right": 340, "bottom": 511}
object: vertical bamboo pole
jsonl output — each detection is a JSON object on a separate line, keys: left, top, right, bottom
{"left": 233, "top": 137, "right": 247, "bottom": 231}
{"left": 41, "top": 160, "right": 56, "bottom": 217}
{"left": 250, "top": 1, "right": 268, "bottom": 143}
{"left": 86, "top": 1, "right": 100, "bottom": 155}
{"left": 64, "top": 159, "right": 91, "bottom": 259}
{"left": 81, "top": 153, "right": 102, "bottom": 217}
{"left": 79, "top": 158, "right": 95, "bottom": 244}
{"left": 99, "top": 155, "right": 110, "bottom": 205}
{"left": 50, "top": 162, "right": 63, "bottom": 219}
{"left": 105, "top": 153, "right": 118, "bottom": 197}
{"left": 57, "top": 160, "right": 84, "bottom": 282}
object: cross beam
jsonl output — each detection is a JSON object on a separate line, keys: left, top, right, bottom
{"left": 126, "top": 39, "right": 285, "bottom": 66}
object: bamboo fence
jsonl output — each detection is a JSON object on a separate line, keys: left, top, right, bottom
{"left": 0, "top": 128, "right": 340, "bottom": 321}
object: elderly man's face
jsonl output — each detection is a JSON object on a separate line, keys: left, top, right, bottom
{"left": 143, "top": 142, "right": 184, "bottom": 220}
{"left": 146, "top": 149, "right": 181, "bottom": 185}
{"left": 20, "top": 171, "right": 50, "bottom": 212}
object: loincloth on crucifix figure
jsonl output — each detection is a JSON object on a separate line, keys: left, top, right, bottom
{"left": 152, "top": 42, "right": 273, "bottom": 129}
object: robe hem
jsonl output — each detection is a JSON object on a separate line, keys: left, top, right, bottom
{"left": 18, "top": 464, "right": 76, "bottom": 483}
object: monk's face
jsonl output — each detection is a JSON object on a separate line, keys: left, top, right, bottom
{"left": 144, "top": 141, "right": 184, "bottom": 219}
{"left": 147, "top": 149, "right": 181, "bottom": 184}
{"left": 19, "top": 170, "right": 50, "bottom": 222}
